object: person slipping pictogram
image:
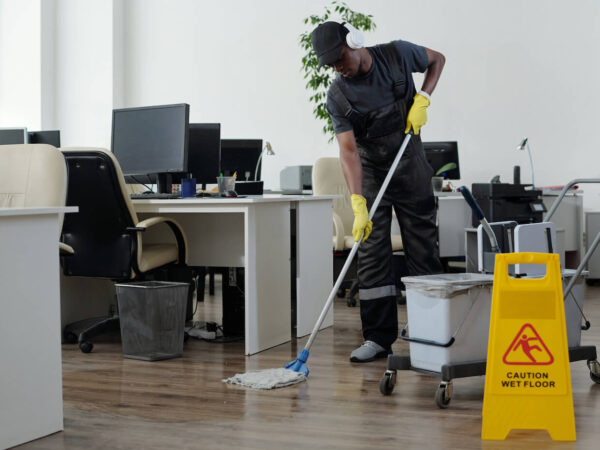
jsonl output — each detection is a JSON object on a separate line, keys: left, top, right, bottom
{"left": 513, "top": 334, "right": 542, "bottom": 363}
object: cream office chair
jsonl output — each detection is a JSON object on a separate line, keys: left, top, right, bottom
{"left": 312, "top": 157, "right": 404, "bottom": 306}
{"left": 60, "top": 148, "right": 193, "bottom": 353}
{"left": 0, "top": 144, "right": 72, "bottom": 254}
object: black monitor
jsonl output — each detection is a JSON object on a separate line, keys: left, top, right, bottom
{"left": 0, "top": 128, "right": 28, "bottom": 145}
{"left": 29, "top": 130, "right": 60, "bottom": 147}
{"left": 220, "top": 139, "right": 263, "bottom": 181}
{"left": 423, "top": 141, "right": 460, "bottom": 179}
{"left": 174, "top": 123, "right": 221, "bottom": 189}
{"left": 112, "top": 103, "right": 189, "bottom": 193}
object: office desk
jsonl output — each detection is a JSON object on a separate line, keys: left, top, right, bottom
{"left": 133, "top": 195, "right": 335, "bottom": 355}
{"left": 0, "top": 206, "right": 77, "bottom": 449}
{"left": 389, "top": 192, "right": 471, "bottom": 258}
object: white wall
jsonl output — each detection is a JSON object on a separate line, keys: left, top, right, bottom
{"left": 53, "top": 0, "right": 115, "bottom": 148}
{"left": 119, "top": 0, "right": 600, "bottom": 205}
{"left": 0, "top": 0, "right": 42, "bottom": 128}
{"left": 2, "top": 0, "right": 600, "bottom": 207}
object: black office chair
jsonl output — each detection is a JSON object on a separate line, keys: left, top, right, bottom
{"left": 60, "top": 148, "right": 193, "bottom": 353}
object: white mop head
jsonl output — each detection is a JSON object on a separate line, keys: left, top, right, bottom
{"left": 223, "top": 368, "right": 306, "bottom": 389}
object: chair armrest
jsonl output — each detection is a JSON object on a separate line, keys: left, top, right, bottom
{"left": 59, "top": 242, "right": 74, "bottom": 256}
{"left": 332, "top": 211, "right": 345, "bottom": 251}
{"left": 134, "top": 216, "right": 188, "bottom": 265}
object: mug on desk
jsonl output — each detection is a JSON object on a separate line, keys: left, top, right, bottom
{"left": 217, "top": 176, "right": 235, "bottom": 196}
{"left": 181, "top": 177, "right": 197, "bottom": 198}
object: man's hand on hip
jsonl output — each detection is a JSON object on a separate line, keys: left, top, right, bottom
{"left": 405, "top": 92, "right": 430, "bottom": 135}
{"left": 351, "top": 194, "right": 373, "bottom": 243}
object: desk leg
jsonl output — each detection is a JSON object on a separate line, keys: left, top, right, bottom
{"left": 295, "top": 200, "right": 334, "bottom": 337}
{"left": 0, "top": 214, "right": 63, "bottom": 448}
{"left": 245, "top": 203, "right": 291, "bottom": 355}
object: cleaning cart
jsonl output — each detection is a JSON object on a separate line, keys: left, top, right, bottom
{"left": 379, "top": 181, "right": 600, "bottom": 408}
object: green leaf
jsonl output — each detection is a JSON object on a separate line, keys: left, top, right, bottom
{"left": 435, "top": 162, "right": 458, "bottom": 176}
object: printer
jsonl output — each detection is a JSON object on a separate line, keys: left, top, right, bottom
{"left": 471, "top": 183, "right": 546, "bottom": 227}
{"left": 280, "top": 165, "right": 313, "bottom": 191}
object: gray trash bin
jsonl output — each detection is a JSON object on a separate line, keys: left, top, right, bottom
{"left": 115, "top": 281, "right": 189, "bottom": 361}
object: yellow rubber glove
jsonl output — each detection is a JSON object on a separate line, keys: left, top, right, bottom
{"left": 405, "top": 92, "right": 430, "bottom": 135}
{"left": 351, "top": 194, "right": 373, "bottom": 243}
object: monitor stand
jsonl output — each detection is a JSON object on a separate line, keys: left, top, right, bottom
{"left": 156, "top": 173, "right": 173, "bottom": 194}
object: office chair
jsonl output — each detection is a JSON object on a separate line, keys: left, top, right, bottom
{"left": 0, "top": 144, "right": 72, "bottom": 253}
{"left": 60, "top": 148, "right": 191, "bottom": 353}
{"left": 312, "top": 157, "right": 405, "bottom": 306}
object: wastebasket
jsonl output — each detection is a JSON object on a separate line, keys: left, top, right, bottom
{"left": 115, "top": 281, "right": 189, "bottom": 361}
{"left": 401, "top": 273, "right": 494, "bottom": 372}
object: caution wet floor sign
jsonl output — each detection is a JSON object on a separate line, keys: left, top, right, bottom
{"left": 482, "top": 253, "right": 575, "bottom": 441}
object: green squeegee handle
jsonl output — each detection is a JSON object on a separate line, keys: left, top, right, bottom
{"left": 302, "top": 132, "right": 414, "bottom": 352}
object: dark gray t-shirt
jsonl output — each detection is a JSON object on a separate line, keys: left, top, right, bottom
{"left": 326, "top": 40, "right": 428, "bottom": 134}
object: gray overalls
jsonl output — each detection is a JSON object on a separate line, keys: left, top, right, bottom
{"left": 329, "top": 44, "right": 443, "bottom": 349}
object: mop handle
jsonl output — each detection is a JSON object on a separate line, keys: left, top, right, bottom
{"left": 303, "top": 132, "right": 413, "bottom": 352}
{"left": 459, "top": 186, "right": 500, "bottom": 253}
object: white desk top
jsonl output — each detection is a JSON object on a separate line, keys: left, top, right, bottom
{"left": 0, "top": 206, "right": 78, "bottom": 217}
{"left": 131, "top": 194, "right": 339, "bottom": 205}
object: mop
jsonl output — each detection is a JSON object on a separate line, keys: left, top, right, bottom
{"left": 223, "top": 132, "right": 413, "bottom": 389}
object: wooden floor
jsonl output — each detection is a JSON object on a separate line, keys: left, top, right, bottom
{"left": 20, "top": 279, "right": 600, "bottom": 449}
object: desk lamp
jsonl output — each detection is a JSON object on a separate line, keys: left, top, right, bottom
{"left": 516, "top": 137, "right": 535, "bottom": 188}
{"left": 254, "top": 141, "right": 275, "bottom": 181}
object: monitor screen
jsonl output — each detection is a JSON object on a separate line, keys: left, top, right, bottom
{"left": 220, "top": 139, "right": 263, "bottom": 181}
{"left": 177, "top": 123, "right": 221, "bottom": 187}
{"left": 0, "top": 128, "right": 28, "bottom": 145}
{"left": 423, "top": 141, "right": 460, "bottom": 179}
{"left": 29, "top": 130, "right": 60, "bottom": 147}
{"left": 112, "top": 103, "right": 189, "bottom": 193}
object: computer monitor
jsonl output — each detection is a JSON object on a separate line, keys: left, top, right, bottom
{"left": 220, "top": 139, "right": 263, "bottom": 181}
{"left": 28, "top": 130, "right": 61, "bottom": 147}
{"left": 112, "top": 103, "right": 189, "bottom": 193}
{"left": 174, "top": 123, "right": 221, "bottom": 189}
{"left": 423, "top": 141, "right": 461, "bottom": 179}
{"left": 0, "top": 128, "right": 28, "bottom": 145}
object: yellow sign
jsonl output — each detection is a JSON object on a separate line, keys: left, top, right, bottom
{"left": 482, "top": 252, "right": 575, "bottom": 441}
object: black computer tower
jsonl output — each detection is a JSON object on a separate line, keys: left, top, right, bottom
{"left": 222, "top": 267, "right": 245, "bottom": 336}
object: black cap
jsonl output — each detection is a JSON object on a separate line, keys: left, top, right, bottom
{"left": 311, "top": 21, "right": 348, "bottom": 67}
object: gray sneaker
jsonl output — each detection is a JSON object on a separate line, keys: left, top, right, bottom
{"left": 350, "top": 340, "right": 392, "bottom": 363}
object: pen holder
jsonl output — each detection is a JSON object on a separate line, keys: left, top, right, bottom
{"left": 217, "top": 177, "right": 236, "bottom": 196}
{"left": 181, "top": 178, "right": 196, "bottom": 198}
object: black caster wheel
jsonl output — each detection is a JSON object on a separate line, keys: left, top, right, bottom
{"left": 346, "top": 295, "right": 357, "bottom": 307}
{"left": 64, "top": 331, "right": 78, "bottom": 344}
{"left": 379, "top": 370, "right": 397, "bottom": 396}
{"left": 336, "top": 287, "right": 346, "bottom": 298}
{"left": 184, "top": 331, "right": 190, "bottom": 343}
{"left": 79, "top": 341, "right": 93, "bottom": 353}
{"left": 435, "top": 381, "right": 452, "bottom": 409}
{"left": 588, "top": 360, "right": 600, "bottom": 384}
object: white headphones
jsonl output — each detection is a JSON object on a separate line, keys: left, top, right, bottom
{"left": 341, "top": 22, "right": 365, "bottom": 49}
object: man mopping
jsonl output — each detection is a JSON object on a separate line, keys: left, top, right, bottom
{"left": 311, "top": 21, "right": 446, "bottom": 362}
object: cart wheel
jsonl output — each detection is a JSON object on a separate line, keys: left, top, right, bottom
{"left": 435, "top": 381, "right": 452, "bottom": 409}
{"left": 79, "top": 341, "right": 93, "bottom": 353}
{"left": 379, "top": 370, "right": 397, "bottom": 396}
{"left": 184, "top": 331, "right": 190, "bottom": 343}
{"left": 588, "top": 360, "right": 600, "bottom": 384}
{"left": 64, "top": 331, "right": 78, "bottom": 344}
{"left": 336, "top": 287, "right": 346, "bottom": 298}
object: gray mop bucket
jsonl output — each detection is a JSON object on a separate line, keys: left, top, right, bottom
{"left": 116, "top": 281, "right": 189, "bottom": 361}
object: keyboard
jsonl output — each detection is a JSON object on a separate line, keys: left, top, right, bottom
{"left": 130, "top": 193, "right": 181, "bottom": 200}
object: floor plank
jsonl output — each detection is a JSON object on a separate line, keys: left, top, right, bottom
{"left": 19, "top": 279, "right": 600, "bottom": 449}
